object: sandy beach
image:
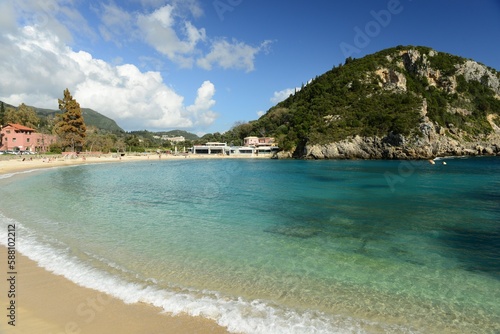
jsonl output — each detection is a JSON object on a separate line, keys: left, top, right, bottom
{"left": 0, "top": 154, "right": 231, "bottom": 334}
{"left": 0, "top": 153, "right": 142, "bottom": 174}
{"left": 0, "top": 151, "right": 271, "bottom": 175}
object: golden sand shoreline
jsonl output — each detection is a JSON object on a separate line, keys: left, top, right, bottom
{"left": 0, "top": 151, "right": 272, "bottom": 174}
{"left": 0, "top": 247, "right": 229, "bottom": 334}
{"left": 0, "top": 154, "right": 231, "bottom": 334}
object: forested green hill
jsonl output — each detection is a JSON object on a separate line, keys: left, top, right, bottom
{"left": 213, "top": 45, "right": 500, "bottom": 158}
{"left": 36, "top": 107, "right": 124, "bottom": 133}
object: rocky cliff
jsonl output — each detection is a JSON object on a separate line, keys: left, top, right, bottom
{"left": 281, "top": 47, "right": 500, "bottom": 159}
{"left": 222, "top": 46, "right": 500, "bottom": 160}
{"left": 301, "top": 99, "right": 500, "bottom": 159}
{"left": 301, "top": 129, "right": 500, "bottom": 160}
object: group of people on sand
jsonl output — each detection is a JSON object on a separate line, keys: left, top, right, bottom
{"left": 20, "top": 156, "right": 54, "bottom": 163}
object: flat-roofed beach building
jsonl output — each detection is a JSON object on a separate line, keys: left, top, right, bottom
{"left": 191, "top": 140, "right": 279, "bottom": 157}
{"left": 233, "top": 146, "right": 254, "bottom": 155}
{"left": 256, "top": 146, "right": 280, "bottom": 155}
{"left": 192, "top": 142, "right": 229, "bottom": 155}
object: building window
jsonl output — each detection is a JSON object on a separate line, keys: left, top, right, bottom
{"left": 12, "top": 138, "right": 16, "bottom": 142}
{"left": 27, "top": 138, "right": 30, "bottom": 143}
{"left": 6, "top": 130, "right": 11, "bottom": 134}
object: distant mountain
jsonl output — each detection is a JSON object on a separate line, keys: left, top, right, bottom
{"left": 1, "top": 100, "right": 202, "bottom": 141}
{"left": 246, "top": 45, "right": 500, "bottom": 159}
{"left": 1, "top": 101, "right": 15, "bottom": 109}
{"left": 1, "top": 101, "right": 124, "bottom": 133}
{"left": 35, "top": 106, "right": 124, "bottom": 133}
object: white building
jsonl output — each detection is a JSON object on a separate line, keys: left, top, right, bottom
{"left": 192, "top": 142, "right": 228, "bottom": 154}
{"left": 191, "top": 140, "right": 279, "bottom": 156}
{"left": 161, "top": 135, "right": 185, "bottom": 143}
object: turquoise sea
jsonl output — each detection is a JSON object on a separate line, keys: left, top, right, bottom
{"left": 0, "top": 157, "right": 499, "bottom": 333}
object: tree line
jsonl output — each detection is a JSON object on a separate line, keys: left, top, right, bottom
{"left": 1, "top": 89, "right": 119, "bottom": 153}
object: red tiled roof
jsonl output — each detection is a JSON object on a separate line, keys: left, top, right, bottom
{"left": 4, "top": 123, "right": 36, "bottom": 132}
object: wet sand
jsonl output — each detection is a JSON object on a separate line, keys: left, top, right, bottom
{"left": 0, "top": 247, "right": 229, "bottom": 333}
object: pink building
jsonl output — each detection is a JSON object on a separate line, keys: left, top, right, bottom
{"left": 0, "top": 123, "right": 56, "bottom": 152}
{"left": 243, "top": 136, "right": 275, "bottom": 147}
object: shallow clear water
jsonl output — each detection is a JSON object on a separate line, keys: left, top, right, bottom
{"left": 1, "top": 158, "right": 499, "bottom": 333}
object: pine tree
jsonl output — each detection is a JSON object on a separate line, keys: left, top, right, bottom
{"left": 0, "top": 102, "right": 5, "bottom": 125}
{"left": 4, "top": 103, "right": 40, "bottom": 128}
{"left": 55, "top": 89, "right": 87, "bottom": 152}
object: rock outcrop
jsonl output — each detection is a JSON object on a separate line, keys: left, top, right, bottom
{"left": 299, "top": 132, "right": 500, "bottom": 160}
{"left": 374, "top": 68, "right": 407, "bottom": 92}
{"left": 458, "top": 60, "right": 500, "bottom": 95}
{"left": 297, "top": 110, "right": 500, "bottom": 159}
{"left": 253, "top": 46, "right": 500, "bottom": 160}
{"left": 400, "top": 49, "right": 500, "bottom": 96}
{"left": 293, "top": 49, "right": 500, "bottom": 159}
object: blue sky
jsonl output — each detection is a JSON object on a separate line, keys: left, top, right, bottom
{"left": 1, "top": 0, "right": 499, "bottom": 134}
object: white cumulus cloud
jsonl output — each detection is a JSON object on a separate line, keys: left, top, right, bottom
{"left": 137, "top": 4, "right": 206, "bottom": 68}
{"left": 94, "top": 1, "right": 271, "bottom": 72}
{"left": 12, "top": 0, "right": 94, "bottom": 43}
{"left": 197, "top": 39, "right": 273, "bottom": 72}
{"left": 1, "top": 0, "right": 273, "bottom": 132}
{"left": 186, "top": 81, "right": 218, "bottom": 126}
{"left": 270, "top": 88, "right": 297, "bottom": 104}
{"left": 0, "top": 25, "right": 218, "bottom": 131}
{"left": 270, "top": 79, "right": 312, "bottom": 104}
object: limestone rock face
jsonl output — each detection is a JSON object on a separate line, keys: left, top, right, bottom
{"left": 275, "top": 47, "right": 500, "bottom": 160}
{"left": 375, "top": 68, "right": 407, "bottom": 91}
{"left": 301, "top": 134, "right": 499, "bottom": 160}
{"left": 276, "top": 150, "right": 293, "bottom": 159}
{"left": 299, "top": 119, "right": 500, "bottom": 160}
{"left": 401, "top": 49, "right": 500, "bottom": 96}
{"left": 297, "top": 49, "right": 500, "bottom": 160}
{"left": 457, "top": 60, "right": 500, "bottom": 95}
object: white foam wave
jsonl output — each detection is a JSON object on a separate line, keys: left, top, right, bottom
{"left": 433, "top": 155, "right": 469, "bottom": 160}
{"left": 0, "top": 168, "right": 44, "bottom": 180}
{"left": 0, "top": 163, "right": 87, "bottom": 180}
{"left": 0, "top": 215, "right": 409, "bottom": 334}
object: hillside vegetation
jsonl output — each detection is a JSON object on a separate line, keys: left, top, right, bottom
{"left": 217, "top": 45, "right": 500, "bottom": 158}
{"left": 0, "top": 99, "right": 203, "bottom": 153}
{"left": 1, "top": 101, "right": 124, "bottom": 134}
{"left": 36, "top": 106, "right": 124, "bottom": 134}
